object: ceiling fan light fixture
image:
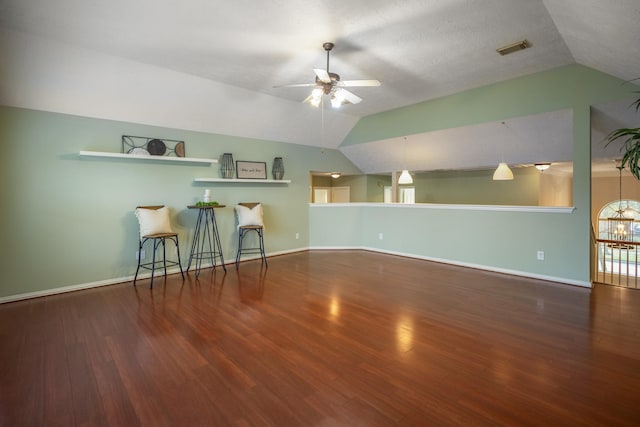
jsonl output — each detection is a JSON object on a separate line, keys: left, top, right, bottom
{"left": 309, "top": 87, "right": 323, "bottom": 107}
{"left": 312, "top": 87, "right": 323, "bottom": 98}
{"left": 277, "top": 42, "right": 379, "bottom": 108}
{"left": 330, "top": 94, "right": 343, "bottom": 108}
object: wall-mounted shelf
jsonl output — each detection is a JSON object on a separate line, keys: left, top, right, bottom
{"left": 79, "top": 150, "right": 217, "bottom": 165}
{"left": 194, "top": 178, "right": 291, "bottom": 184}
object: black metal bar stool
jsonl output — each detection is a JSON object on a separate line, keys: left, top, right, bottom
{"left": 133, "top": 205, "right": 185, "bottom": 288}
{"left": 235, "top": 203, "right": 267, "bottom": 267}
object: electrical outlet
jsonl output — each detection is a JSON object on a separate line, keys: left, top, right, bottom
{"left": 136, "top": 250, "right": 145, "bottom": 260}
{"left": 295, "top": 232, "right": 300, "bottom": 240}
{"left": 378, "top": 233, "right": 384, "bottom": 240}
{"left": 537, "top": 251, "right": 545, "bottom": 261}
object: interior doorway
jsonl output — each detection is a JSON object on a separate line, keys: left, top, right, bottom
{"left": 312, "top": 186, "right": 351, "bottom": 203}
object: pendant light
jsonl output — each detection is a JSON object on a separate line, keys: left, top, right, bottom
{"left": 493, "top": 121, "right": 514, "bottom": 180}
{"left": 607, "top": 161, "right": 634, "bottom": 244}
{"left": 493, "top": 162, "right": 514, "bottom": 180}
{"left": 398, "top": 170, "right": 413, "bottom": 184}
{"left": 398, "top": 136, "right": 413, "bottom": 184}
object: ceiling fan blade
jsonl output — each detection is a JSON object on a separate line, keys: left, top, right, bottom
{"left": 336, "top": 88, "right": 362, "bottom": 105}
{"left": 338, "top": 79, "right": 381, "bottom": 87}
{"left": 313, "top": 68, "right": 331, "bottom": 83}
{"left": 273, "top": 83, "right": 317, "bottom": 88}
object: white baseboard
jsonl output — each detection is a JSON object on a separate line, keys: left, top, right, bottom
{"left": 309, "top": 245, "right": 591, "bottom": 288}
{"left": 0, "top": 267, "right": 181, "bottom": 304}
{"left": 0, "top": 247, "right": 311, "bottom": 304}
{"left": 0, "top": 245, "right": 588, "bottom": 304}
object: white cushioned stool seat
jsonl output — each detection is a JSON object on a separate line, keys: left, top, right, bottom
{"left": 235, "top": 203, "right": 267, "bottom": 267}
{"left": 134, "top": 205, "right": 184, "bottom": 288}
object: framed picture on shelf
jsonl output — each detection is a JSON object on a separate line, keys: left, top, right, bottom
{"left": 236, "top": 161, "right": 267, "bottom": 179}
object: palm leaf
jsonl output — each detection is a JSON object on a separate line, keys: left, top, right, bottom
{"left": 605, "top": 80, "right": 640, "bottom": 178}
{"left": 632, "top": 93, "right": 640, "bottom": 112}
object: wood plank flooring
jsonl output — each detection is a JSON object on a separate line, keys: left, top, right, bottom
{"left": 1, "top": 250, "right": 640, "bottom": 426}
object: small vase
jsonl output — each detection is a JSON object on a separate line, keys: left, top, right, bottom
{"left": 220, "top": 153, "right": 234, "bottom": 179}
{"left": 272, "top": 157, "right": 284, "bottom": 180}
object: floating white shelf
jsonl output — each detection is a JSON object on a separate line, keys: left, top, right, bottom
{"left": 194, "top": 178, "right": 291, "bottom": 184}
{"left": 79, "top": 150, "right": 217, "bottom": 165}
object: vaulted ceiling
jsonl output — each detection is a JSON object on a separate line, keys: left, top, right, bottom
{"left": 1, "top": 0, "right": 639, "bottom": 172}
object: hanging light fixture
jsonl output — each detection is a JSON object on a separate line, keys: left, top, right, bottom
{"left": 493, "top": 162, "right": 514, "bottom": 180}
{"left": 398, "top": 170, "right": 413, "bottom": 184}
{"left": 607, "top": 161, "right": 634, "bottom": 246}
{"left": 309, "top": 87, "right": 323, "bottom": 107}
{"left": 398, "top": 136, "right": 413, "bottom": 184}
{"left": 330, "top": 89, "right": 347, "bottom": 108}
{"left": 535, "top": 162, "right": 551, "bottom": 171}
{"left": 493, "top": 121, "right": 514, "bottom": 181}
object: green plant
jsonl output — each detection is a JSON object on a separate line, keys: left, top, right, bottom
{"left": 606, "top": 82, "right": 640, "bottom": 179}
{"left": 195, "top": 201, "right": 219, "bottom": 207}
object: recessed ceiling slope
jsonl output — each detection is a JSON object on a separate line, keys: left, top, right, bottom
{"left": 339, "top": 110, "right": 574, "bottom": 174}
{"left": 0, "top": 0, "right": 590, "bottom": 117}
{"left": 543, "top": 0, "right": 640, "bottom": 83}
{"left": 0, "top": 0, "right": 638, "bottom": 164}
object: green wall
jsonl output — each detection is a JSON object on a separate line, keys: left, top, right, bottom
{"left": 2, "top": 63, "right": 638, "bottom": 298}
{"left": 413, "top": 167, "right": 541, "bottom": 205}
{"left": 341, "top": 64, "right": 635, "bottom": 147}
{"left": 0, "top": 106, "right": 360, "bottom": 300}
{"left": 309, "top": 64, "right": 639, "bottom": 285}
{"left": 366, "top": 174, "right": 392, "bottom": 203}
{"left": 331, "top": 175, "right": 368, "bottom": 202}
{"left": 311, "top": 174, "right": 382, "bottom": 202}
{"left": 310, "top": 204, "right": 578, "bottom": 283}
{"left": 331, "top": 168, "right": 541, "bottom": 205}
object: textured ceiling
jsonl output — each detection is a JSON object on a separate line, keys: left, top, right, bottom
{"left": 0, "top": 0, "right": 638, "bottom": 173}
{"left": 1, "top": 0, "right": 638, "bottom": 118}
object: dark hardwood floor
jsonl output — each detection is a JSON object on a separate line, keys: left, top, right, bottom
{"left": 1, "top": 250, "right": 640, "bottom": 426}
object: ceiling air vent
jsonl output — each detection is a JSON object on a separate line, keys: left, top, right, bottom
{"left": 496, "top": 39, "right": 529, "bottom": 56}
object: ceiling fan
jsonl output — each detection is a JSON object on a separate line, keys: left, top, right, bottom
{"left": 275, "top": 42, "right": 381, "bottom": 108}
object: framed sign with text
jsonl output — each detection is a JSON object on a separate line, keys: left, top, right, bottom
{"left": 236, "top": 161, "right": 267, "bottom": 179}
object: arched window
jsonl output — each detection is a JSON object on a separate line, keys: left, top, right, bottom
{"left": 596, "top": 199, "right": 640, "bottom": 285}
{"left": 597, "top": 199, "right": 640, "bottom": 242}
